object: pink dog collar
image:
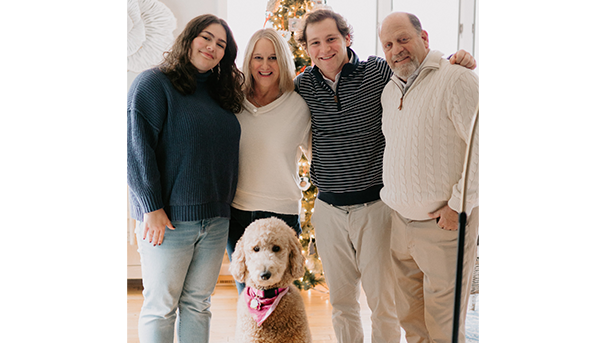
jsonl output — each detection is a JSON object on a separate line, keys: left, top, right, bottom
{"left": 244, "top": 286, "right": 289, "bottom": 326}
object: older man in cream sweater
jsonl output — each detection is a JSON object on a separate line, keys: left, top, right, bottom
{"left": 379, "top": 12, "right": 479, "bottom": 343}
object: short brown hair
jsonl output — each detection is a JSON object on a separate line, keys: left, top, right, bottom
{"left": 295, "top": 8, "right": 353, "bottom": 49}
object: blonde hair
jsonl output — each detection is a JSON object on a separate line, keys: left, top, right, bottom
{"left": 242, "top": 29, "right": 295, "bottom": 95}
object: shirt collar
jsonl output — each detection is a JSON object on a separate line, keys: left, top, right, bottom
{"left": 312, "top": 48, "right": 359, "bottom": 91}
{"left": 320, "top": 53, "right": 353, "bottom": 91}
{"left": 398, "top": 49, "right": 431, "bottom": 89}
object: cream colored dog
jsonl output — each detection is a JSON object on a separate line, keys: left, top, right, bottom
{"left": 229, "top": 217, "right": 312, "bottom": 343}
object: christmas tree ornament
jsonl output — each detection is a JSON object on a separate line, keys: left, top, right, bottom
{"left": 264, "top": 0, "right": 327, "bottom": 292}
{"left": 266, "top": 0, "right": 327, "bottom": 73}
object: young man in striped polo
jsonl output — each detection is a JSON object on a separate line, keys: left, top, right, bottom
{"left": 293, "top": 7, "right": 476, "bottom": 343}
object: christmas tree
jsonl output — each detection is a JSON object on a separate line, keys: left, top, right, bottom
{"left": 264, "top": 0, "right": 327, "bottom": 290}
{"left": 294, "top": 155, "right": 324, "bottom": 290}
{"left": 265, "top": 0, "right": 325, "bottom": 74}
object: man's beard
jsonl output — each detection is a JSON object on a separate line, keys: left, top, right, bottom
{"left": 390, "top": 53, "right": 419, "bottom": 81}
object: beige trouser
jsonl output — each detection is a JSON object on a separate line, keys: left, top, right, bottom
{"left": 311, "top": 199, "right": 401, "bottom": 343}
{"left": 391, "top": 208, "right": 479, "bottom": 343}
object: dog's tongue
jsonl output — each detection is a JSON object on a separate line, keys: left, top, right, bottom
{"left": 244, "top": 286, "right": 289, "bottom": 326}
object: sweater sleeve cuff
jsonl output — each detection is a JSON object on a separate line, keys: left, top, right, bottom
{"left": 447, "top": 197, "right": 462, "bottom": 214}
{"left": 136, "top": 193, "right": 164, "bottom": 214}
{"left": 448, "top": 196, "right": 476, "bottom": 217}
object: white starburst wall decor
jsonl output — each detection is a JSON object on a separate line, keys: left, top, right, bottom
{"left": 127, "top": 0, "right": 177, "bottom": 72}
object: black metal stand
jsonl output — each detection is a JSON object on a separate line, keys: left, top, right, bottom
{"left": 451, "top": 212, "right": 467, "bottom": 343}
{"left": 451, "top": 108, "right": 478, "bottom": 343}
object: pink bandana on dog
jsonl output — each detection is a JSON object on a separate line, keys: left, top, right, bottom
{"left": 244, "top": 286, "right": 289, "bottom": 326}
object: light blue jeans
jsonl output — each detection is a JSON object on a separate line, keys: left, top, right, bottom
{"left": 135, "top": 217, "right": 229, "bottom": 343}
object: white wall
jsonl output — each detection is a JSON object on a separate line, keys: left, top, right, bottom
{"left": 226, "top": 0, "right": 273, "bottom": 69}
{"left": 391, "top": 0, "right": 459, "bottom": 58}
{"left": 472, "top": 0, "right": 479, "bottom": 75}
{"left": 322, "top": 0, "right": 378, "bottom": 62}
{"left": 128, "top": 0, "right": 384, "bottom": 88}
{"left": 227, "top": 0, "right": 381, "bottom": 67}
{"left": 128, "top": 0, "right": 478, "bottom": 90}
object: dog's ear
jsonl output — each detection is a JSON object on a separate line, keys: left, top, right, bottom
{"left": 229, "top": 238, "right": 247, "bottom": 283}
{"left": 287, "top": 231, "right": 306, "bottom": 281}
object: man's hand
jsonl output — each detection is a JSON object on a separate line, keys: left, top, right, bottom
{"left": 428, "top": 204, "right": 459, "bottom": 231}
{"left": 450, "top": 49, "right": 477, "bottom": 70}
{"left": 143, "top": 208, "right": 175, "bottom": 246}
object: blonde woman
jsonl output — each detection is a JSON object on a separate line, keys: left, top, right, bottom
{"left": 227, "top": 28, "right": 311, "bottom": 294}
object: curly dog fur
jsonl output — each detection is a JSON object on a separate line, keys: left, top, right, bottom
{"left": 229, "top": 217, "right": 312, "bottom": 343}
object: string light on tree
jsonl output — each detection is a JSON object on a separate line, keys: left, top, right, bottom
{"left": 264, "top": 0, "right": 327, "bottom": 291}
{"left": 266, "top": 0, "right": 326, "bottom": 74}
{"left": 294, "top": 155, "right": 325, "bottom": 291}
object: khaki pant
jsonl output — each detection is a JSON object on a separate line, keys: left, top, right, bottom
{"left": 391, "top": 208, "right": 479, "bottom": 343}
{"left": 312, "top": 199, "right": 401, "bottom": 343}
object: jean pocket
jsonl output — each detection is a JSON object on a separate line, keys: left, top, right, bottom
{"left": 134, "top": 221, "right": 144, "bottom": 235}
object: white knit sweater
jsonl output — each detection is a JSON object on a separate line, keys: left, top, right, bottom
{"left": 232, "top": 91, "right": 311, "bottom": 214}
{"left": 380, "top": 50, "right": 479, "bottom": 220}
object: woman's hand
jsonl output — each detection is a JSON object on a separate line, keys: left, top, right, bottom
{"left": 142, "top": 208, "right": 175, "bottom": 246}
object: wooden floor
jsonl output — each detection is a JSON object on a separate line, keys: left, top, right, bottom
{"left": 127, "top": 280, "right": 385, "bottom": 343}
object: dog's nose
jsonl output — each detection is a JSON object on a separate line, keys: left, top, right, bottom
{"left": 260, "top": 271, "right": 272, "bottom": 280}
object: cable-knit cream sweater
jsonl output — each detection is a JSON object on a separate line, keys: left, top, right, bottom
{"left": 380, "top": 50, "right": 479, "bottom": 220}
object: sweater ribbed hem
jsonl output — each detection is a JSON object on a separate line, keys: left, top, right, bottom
{"left": 317, "top": 185, "right": 383, "bottom": 206}
{"left": 130, "top": 202, "right": 231, "bottom": 222}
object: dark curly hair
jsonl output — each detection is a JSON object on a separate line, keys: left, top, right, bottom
{"left": 159, "top": 14, "right": 244, "bottom": 113}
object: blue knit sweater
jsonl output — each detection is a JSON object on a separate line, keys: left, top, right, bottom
{"left": 127, "top": 68, "right": 241, "bottom": 222}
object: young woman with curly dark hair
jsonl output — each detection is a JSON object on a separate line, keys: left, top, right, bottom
{"left": 127, "top": 14, "right": 244, "bottom": 343}
{"left": 159, "top": 14, "right": 244, "bottom": 113}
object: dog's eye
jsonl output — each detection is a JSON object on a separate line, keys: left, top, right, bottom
{"left": 272, "top": 245, "right": 280, "bottom": 252}
{"left": 253, "top": 246, "right": 260, "bottom": 252}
